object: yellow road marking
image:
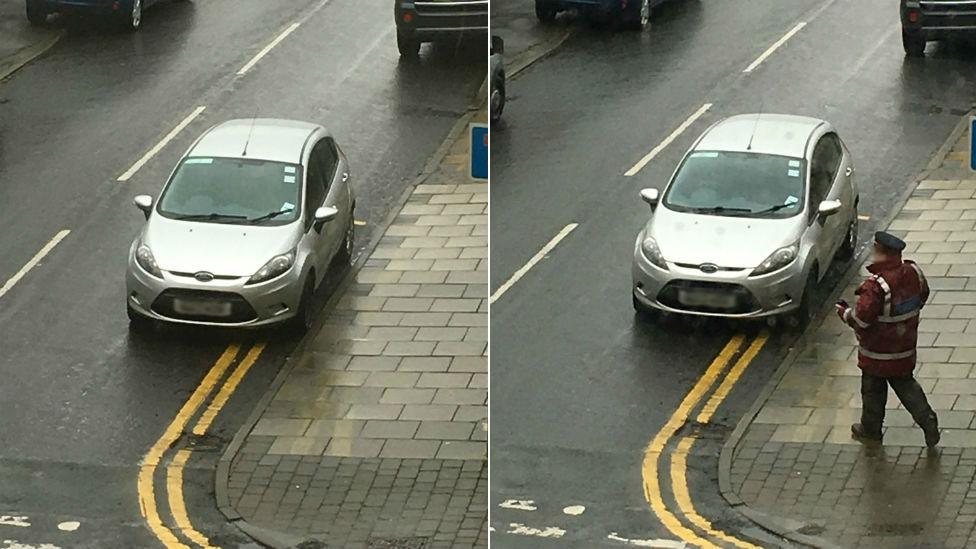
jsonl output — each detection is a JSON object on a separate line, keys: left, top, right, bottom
{"left": 138, "top": 344, "right": 240, "bottom": 549}
{"left": 670, "top": 334, "right": 770, "bottom": 549}
{"left": 641, "top": 335, "right": 744, "bottom": 549}
{"left": 193, "top": 342, "right": 267, "bottom": 436}
{"left": 167, "top": 449, "right": 217, "bottom": 549}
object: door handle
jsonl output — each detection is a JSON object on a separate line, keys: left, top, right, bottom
{"left": 845, "top": 167, "right": 854, "bottom": 177}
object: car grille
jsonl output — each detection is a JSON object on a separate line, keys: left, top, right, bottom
{"left": 412, "top": 1, "right": 488, "bottom": 31}
{"left": 151, "top": 289, "right": 257, "bottom": 324}
{"left": 673, "top": 262, "right": 746, "bottom": 273}
{"left": 657, "top": 280, "right": 760, "bottom": 315}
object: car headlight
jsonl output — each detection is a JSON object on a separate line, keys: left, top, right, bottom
{"left": 640, "top": 237, "right": 669, "bottom": 271}
{"left": 248, "top": 250, "right": 295, "bottom": 285}
{"left": 135, "top": 242, "right": 163, "bottom": 278}
{"left": 751, "top": 244, "right": 798, "bottom": 276}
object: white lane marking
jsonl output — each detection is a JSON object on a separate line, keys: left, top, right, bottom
{"left": 624, "top": 103, "right": 712, "bottom": 177}
{"left": 117, "top": 106, "right": 206, "bottom": 181}
{"left": 237, "top": 22, "right": 301, "bottom": 76}
{"left": 608, "top": 533, "right": 688, "bottom": 548}
{"left": 55, "top": 522, "right": 79, "bottom": 533}
{"left": 743, "top": 22, "right": 807, "bottom": 73}
{"left": 562, "top": 505, "right": 585, "bottom": 516}
{"left": 0, "top": 517, "right": 29, "bottom": 528}
{"left": 507, "top": 523, "right": 566, "bottom": 539}
{"left": 499, "top": 500, "right": 537, "bottom": 511}
{"left": 490, "top": 223, "right": 578, "bottom": 304}
{"left": 0, "top": 230, "right": 71, "bottom": 301}
{"left": 1, "top": 542, "right": 60, "bottom": 549}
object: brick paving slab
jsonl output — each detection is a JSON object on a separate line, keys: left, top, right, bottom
{"left": 723, "top": 119, "right": 976, "bottom": 548}
{"left": 220, "top": 109, "right": 487, "bottom": 548}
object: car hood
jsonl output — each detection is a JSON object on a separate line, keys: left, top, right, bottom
{"left": 142, "top": 216, "right": 299, "bottom": 277}
{"left": 647, "top": 207, "right": 801, "bottom": 269}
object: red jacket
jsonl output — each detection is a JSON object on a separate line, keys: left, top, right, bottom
{"left": 842, "top": 258, "right": 929, "bottom": 377}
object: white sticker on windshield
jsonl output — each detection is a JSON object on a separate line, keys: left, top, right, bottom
{"left": 281, "top": 202, "right": 295, "bottom": 212}
{"left": 788, "top": 169, "right": 800, "bottom": 177}
{"left": 284, "top": 166, "right": 297, "bottom": 174}
{"left": 785, "top": 196, "right": 799, "bottom": 205}
{"left": 184, "top": 158, "right": 213, "bottom": 164}
{"left": 283, "top": 175, "right": 296, "bottom": 184}
{"left": 691, "top": 152, "right": 720, "bottom": 158}
{"left": 788, "top": 160, "right": 801, "bottom": 168}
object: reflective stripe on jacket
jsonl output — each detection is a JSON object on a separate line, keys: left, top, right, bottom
{"left": 843, "top": 259, "right": 929, "bottom": 376}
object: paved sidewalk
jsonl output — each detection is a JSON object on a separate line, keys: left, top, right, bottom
{"left": 0, "top": 0, "right": 61, "bottom": 81}
{"left": 218, "top": 111, "right": 488, "bottom": 548}
{"left": 492, "top": 0, "right": 571, "bottom": 77}
{"left": 723, "top": 121, "right": 976, "bottom": 548}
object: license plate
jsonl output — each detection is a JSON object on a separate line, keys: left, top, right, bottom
{"left": 172, "top": 298, "right": 232, "bottom": 317}
{"left": 678, "top": 289, "right": 736, "bottom": 309}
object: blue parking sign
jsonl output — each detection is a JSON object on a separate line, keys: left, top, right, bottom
{"left": 470, "top": 123, "right": 488, "bottom": 181}
{"left": 971, "top": 117, "right": 976, "bottom": 171}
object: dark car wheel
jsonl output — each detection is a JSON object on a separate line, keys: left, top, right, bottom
{"left": 788, "top": 270, "right": 819, "bottom": 329}
{"left": 490, "top": 78, "right": 505, "bottom": 123}
{"left": 902, "top": 30, "right": 925, "bottom": 56}
{"left": 287, "top": 276, "right": 316, "bottom": 335}
{"left": 26, "top": 0, "right": 49, "bottom": 26}
{"left": 338, "top": 212, "right": 355, "bottom": 264}
{"left": 397, "top": 32, "right": 421, "bottom": 59}
{"left": 623, "top": 0, "right": 651, "bottom": 31}
{"left": 838, "top": 211, "right": 858, "bottom": 260}
{"left": 535, "top": 2, "right": 557, "bottom": 23}
{"left": 116, "top": 0, "right": 143, "bottom": 31}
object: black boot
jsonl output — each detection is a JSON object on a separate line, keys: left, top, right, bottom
{"left": 851, "top": 423, "right": 882, "bottom": 442}
{"left": 922, "top": 414, "right": 940, "bottom": 448}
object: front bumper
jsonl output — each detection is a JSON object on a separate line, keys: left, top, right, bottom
{"left": 125, "top": 255, "right": 304, "bottom": 328}
{"left": 395, "top": 1, "right": 488, "bottom": 39}
{"left": 631, "top": 248, "right": 806, "bottom": 319}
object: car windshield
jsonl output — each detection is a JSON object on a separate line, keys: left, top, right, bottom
{"left": 662, "top": 151, "right": 806, "bottom": 219}
{"left": 157, "top": 157, "right": 302, "bottom": 225}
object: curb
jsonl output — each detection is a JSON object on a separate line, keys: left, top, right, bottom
{"left": 717, "top": 112, "right": 972, "bottom": 549}
{"left": 505, "top": 28, "right": 572, "bottom": 80}
{"left": 0, "top": 29, "right": 62, "bottom": 82}
{"left": 214, "top": 107, "right": 480, "bottom": 549}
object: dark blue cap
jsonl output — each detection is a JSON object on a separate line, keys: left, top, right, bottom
{"left": 875, "top": 231, "right": 906, "bottom": 252}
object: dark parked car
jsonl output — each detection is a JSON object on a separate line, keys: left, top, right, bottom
{"left": 535, "top": 0, "right": 669, "bottom": 30}
{"left": 394, "top": 0, "right": 489, "bottom": 58}
{"left": 490, "top": 36, "right": 504, "bottom": 123}
{"left": 901, "top": 0, "right": 976, "bottom": 56}
{"left": 26, "top": 0, "right": 164, "bottom": 30}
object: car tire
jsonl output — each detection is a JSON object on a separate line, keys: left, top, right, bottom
{"left": 397, "top": 32, "right": 421, "bottom": 59}
{"left": 26, "top": 0, "right": 49, "bottom": 26}
{"left": 338, "top": 213, "right": 355, "bottom": 264}
{"left": 535, "top": 2, "right": 557, "bottom": 23}
{"left": 127, "top": 303, "right": 154, "bottom": 331}
{"left": 903, "top": 30, "right": 925, "bottom": 56}
{"left": 287, "top": 276, "right": 316, "bottom": 335}
{"left": 623, "top": 0, "right": 651, "bottom": 31}
{"left": 789, "top": 270, "right": 818, "bottom": 329}
{"left": 118, "top": 0, "right": 143, "bottom": 31}
{"left": 490, "top": 78, "right": 505, "bottom": 123}
{"left": 838, "top": 211, "right": 858, "bottom": 260}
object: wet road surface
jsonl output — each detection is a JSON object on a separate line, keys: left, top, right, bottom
{"left": 490, "top": 0, "right": 976, "bottom": 546}
{"left": 0, "top": 0, "right": 483, "bottom": 546}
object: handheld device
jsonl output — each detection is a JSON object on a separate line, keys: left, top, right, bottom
{"left": 836, "top": 299, "right": 849, "bottom": 308}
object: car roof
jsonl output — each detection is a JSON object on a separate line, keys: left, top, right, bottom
{"left": 694, "top": 114, "right": 827, "bottom": 158}
{"left": 189, "top": 119, "right": 323, "bottom": 164}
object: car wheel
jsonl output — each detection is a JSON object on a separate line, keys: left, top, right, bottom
{"left": 397, "top": 32, "right": 421, "bottom": 59}
{"left": 127, "top": 303, "right": 154, "bottom": 331}
{"left": 902, "top": 30, "right": 925, "bottom": 56}
{"left": 490, "top": 78, "right": 505, "bottom": 123}
{"left": 789, "top": 270, "right": 818, "bottom": 329}
{"left": 26, "top": 0, "right": 49, "bottom": 26}
{"left": 624, "top": 0, "right": 651, "bottom": 31}
{"left": 118, "top": 0, "right": 142, "bottom": 31}
{"left": 535, "top": 2, "right": 557, "bottom": 23}
{"left": 287, "top": 276, "right": 316, "bottom": 335}
{"left": 838, "top": 211, "right": 858, "bottom": 260}
{"left": 339, "top": 214, "right": 355, "bottom": 264}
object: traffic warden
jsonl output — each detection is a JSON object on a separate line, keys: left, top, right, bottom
{"left": 835, "top": 231, "right": 940, "bottom": 447}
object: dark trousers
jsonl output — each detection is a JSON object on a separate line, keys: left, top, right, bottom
{"left": 861, "top": 372, "right": 938, "bottom": 435}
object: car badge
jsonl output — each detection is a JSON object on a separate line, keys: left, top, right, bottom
{"left": 699, "top": 263, "right": 719, "bottom": 274}
{"left": 194, "top": 271, "right": 215, "bottom": 282}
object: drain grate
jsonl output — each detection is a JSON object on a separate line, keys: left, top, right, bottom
{"left": 366, "top": 537, "right": 429, "bottom": 549}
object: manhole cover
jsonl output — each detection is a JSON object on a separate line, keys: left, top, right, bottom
{"left": 367, "top": 537, "right": 429, "bottom": 549}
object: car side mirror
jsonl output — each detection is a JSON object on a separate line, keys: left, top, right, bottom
{"left": 640, "top": 188, "right": 660, "bottom": 209}
{"left": 491, "top": 35, "right": 504, "bottom": 55}
{"left": 134, "top": 195, "right": 153, "bottom": 220}
{"left": 818, "top": 199, "right": 842, "bottom": 217}
{"left": 313, "top": 206, "right": 339, "bottom": 231}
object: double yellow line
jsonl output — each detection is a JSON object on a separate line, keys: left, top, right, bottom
{"left": 139, "top": 341, "right": 267, "bottom": 549}
{"left": 642, "top": 332, "right": 769, "bottom": 549}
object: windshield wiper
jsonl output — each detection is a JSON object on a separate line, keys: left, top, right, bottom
{"left": 247, "top": 209, "right": 294, "bottom": 224}
{"left": 174, "top": 212, "right": 248, "bottom": 222}
{"left": 749, "top": 203, "right": 794, "bottom": 216}
{"left": 689, "top": 206, "right": 753, "bottom": 215}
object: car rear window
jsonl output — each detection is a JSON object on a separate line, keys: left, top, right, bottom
{"left": 663, "top": 151, "right": 806, "bottom": 219}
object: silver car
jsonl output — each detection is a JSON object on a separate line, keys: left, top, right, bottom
{"left": 632, "top": 114, "right": 859, "bottom": 322}
{"left": 126, "top": 119, "right": 355, "bottom": 331}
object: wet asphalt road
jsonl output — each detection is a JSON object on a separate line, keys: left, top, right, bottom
{"left": 0, "top": 0, "right": 483, "bottom": 546}
{"left": 490, "top": 0, "right": 976, "bottom": 546}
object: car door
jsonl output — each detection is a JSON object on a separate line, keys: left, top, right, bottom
{"left": 821, "top": 133, "right": 854, "bottom": 255}
{"left": 315, "top": 137, "right": 349, "bottom": 261}
{"left": 303, "top": 140, "right": 330, "bottom": 279}
{"left": 805, "top": 135, "right": 840, "bottom": 278}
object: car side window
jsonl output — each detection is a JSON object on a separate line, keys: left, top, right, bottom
{"left": 315, "top": 138, "right": 339, "bottom": 193}
{"left": 304, "top": 141, "right": 328, "bottom": 230}
{"left": 808, "top": 135, "right": 839, "bottom": 221}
